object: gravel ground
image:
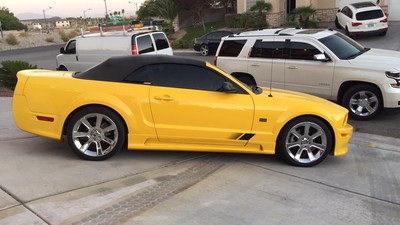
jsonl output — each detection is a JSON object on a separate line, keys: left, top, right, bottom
{"left": 0, "top": 30, "right": 66, "bottom": 51}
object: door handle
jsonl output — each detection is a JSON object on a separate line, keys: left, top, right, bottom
{"left": 76, "top": 55, "right": 79, "bottom": 61}
{"left": 288, "top": 66, "right": 298, "bottom": 69}
{"left": 251, "top": 63, "right": 260, "bottom": 67}
{"left": 154, "top": 95, "right": 175, "bottom": 101}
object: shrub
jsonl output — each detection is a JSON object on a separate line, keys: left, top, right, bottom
{"left": 45, "top": 37, "right": 54, "bottom": 42}
{"left": 5, "top": 33, "right": 19, "bottom": 45}
{"left": 0, "top": 61, "right": 37, "bottom": 90}
{"left": 68, "top": 30, "right": 79, "bottom": 39}
{"left": 59, "top": 30, "right": 69, "bottom": 42}
{"left": 172, "top": 39, "right": 190, "bottom": 49}
{"left": 19, "top": 32, "right": 29, "bottom": 38}
{"left": 289, "top": 6, "right": 318, "bottom": 28}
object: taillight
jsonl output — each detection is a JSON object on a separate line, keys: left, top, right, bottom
{"left": 214, "top": 56, "right": 217, "bottom": 65}
{"left": 352, "top": 22, "right": 362, "bottom": 27}
{"left": 132, "top": 44, "right": 137, "bottom": 55}
{"left": 380, "top": 18, "right": 388, "bottom": 23}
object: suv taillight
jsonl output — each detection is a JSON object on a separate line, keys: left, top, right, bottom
{"left": 352, "top": 22, "right": 362, "bottom": 27}
{"left": 214, "top": 56, "right": 217, "bottom": 66}
{"left": 380, "top": 18, "right": 388, "bottom": 23}
{"left": 132, "top": 44, "right": 137, "bottom": 55}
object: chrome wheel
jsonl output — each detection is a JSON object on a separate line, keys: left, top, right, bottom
{"left": 277, "top": 116, "right": 332, "bottom": 167}
{"left": 200, "top": 44, "right": 209, "bottom": 56}
{"left": 348, "top": 91, "right": 379, "bottom": 118}
{"left": 343, "top": 85, "right": 382, "bottom": 120}
{"left": 285, "top": 122, "right": 327, "bottom": 164}
{"left": 67, "top": 107, "right": 126, "bottom": 160}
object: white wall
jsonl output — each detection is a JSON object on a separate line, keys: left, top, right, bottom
{"left": 388, "top": 0, "right": 400, "bottom": 21}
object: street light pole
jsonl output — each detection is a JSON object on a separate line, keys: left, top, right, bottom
{"left": 42, "top": 7, "right": 52, "bottom": 32}
{"left": 104, "top": 0, "right": 109, "bottom": 19}
{"left": 83, "top": 8, "right": 91, "bottom": 28}
{"left": 128, "top": 1, "right": 138, "bottom": 15}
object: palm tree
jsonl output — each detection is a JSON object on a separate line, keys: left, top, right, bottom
{"left": 153, "top": 0, "right": 178, "bottom": 32}
{"left": 290, "top": 6, "right": 316, "bottom": 28}
{"left": 249, "top": 0, "right": 272, "bottom": 29}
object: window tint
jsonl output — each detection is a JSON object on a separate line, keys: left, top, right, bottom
{"left": 289, "top": 42, "right": 321, "bottom": 60}
{"left": 66, "top": 40, "right": 76, "bottom": 54}
{"left": 218, "top": 40, "right": 246, "bottom": 57}
{"left": 250, "top": 40, "right": 288, "bottom": 59}
{"left": 152, "top": 33, "right": 169, "bottom": 50}
{"left": 124, "top": 65, "right": 152, "bottom": 84}
{"left": 137, "top": 35, "right": 154, "bottom": 54}
{"left": 356, "top": 10, "right": 384, "bottom": 20}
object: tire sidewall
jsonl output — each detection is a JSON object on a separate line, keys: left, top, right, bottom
{"left": 200, "top": 44, "right": 209, "bottom": 56}
{"left": 67, "top": 106, "right": 126, "bottom": 161}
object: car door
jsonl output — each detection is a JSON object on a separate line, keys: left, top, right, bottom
{"left": 148, "top": 63, "right": 255, "bottom": 146}
{"left": 247, "top": 38, "right": 288, "bottom": 89}
{"left": 338, "top": 7, "right": 353, "bottom": 29}
{"left": 58, "top": 40, "right": 80, "bottom": 71}
{"left": 283, "top": 39, "right": 334, "bottom": 99}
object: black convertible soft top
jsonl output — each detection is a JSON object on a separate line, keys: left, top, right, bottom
{"left": 74, "top": 55, "right": 206, "bottom": 82}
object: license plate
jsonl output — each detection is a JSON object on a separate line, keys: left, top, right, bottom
{"left": 368, "top": 23, "right": 374, "bottom": 27}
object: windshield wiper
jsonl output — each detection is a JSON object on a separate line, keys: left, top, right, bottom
{"left": 346, "top": 48, "right": 370, "bottom": 59}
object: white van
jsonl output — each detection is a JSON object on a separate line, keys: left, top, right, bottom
{"left": 56, "top": 30, "right": 173, "bottom": 71}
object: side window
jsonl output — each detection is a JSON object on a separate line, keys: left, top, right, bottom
{"left": 65, "top": 40, "right": 76, "bottom": 54}
{"left": 150, "top": 64, "right": 245, "bottom": 93}
{"left": 289, "top": 42, "right": 322, "bottom": 60}
{"left": 250, "top": 40, "right": 288, "bottom": 59}
{"left": 152, "top": 33, "right": 170, "bottom": 50}
{"left": 124, "top": 65, "right": 152, "bottom": 84}
{"left": 137, "top": 35, "right": 155, "bottom": 54}
{"left": 218, "top": 40, "right": 246, "bottom": 57}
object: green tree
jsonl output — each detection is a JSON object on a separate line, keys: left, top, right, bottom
{"left": 289, "top": 6, "right": 316, "bottom": 28}
{"left": 0, "top": 7, "right": 27, "bottom": 30}
{"left": 249, "top": 0, "right": 272, "bottom": 29}
{"left": 154, "top": 0, "right": 178, "bottom": 30}
{"left": 174, "top": 0, "right": 214, "bottom": 30}
{"left": 137, "top": 0, "right": 158, "bottom": 19}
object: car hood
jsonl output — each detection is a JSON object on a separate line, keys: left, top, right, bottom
{"left": 349, "top": 48, "right": 400, "bottom": 71}
{"left": 261, "top": 88, "right": 347, "bottom": 113}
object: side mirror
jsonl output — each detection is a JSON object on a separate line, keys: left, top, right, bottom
{"left": 314, "top": 53, "right": 330, "bottom": 62}
{"left": 221, "top": 82, "right": 237, "bottom": 93}
{"left": 60, "top": 47, "right": 65, "bottom": 54}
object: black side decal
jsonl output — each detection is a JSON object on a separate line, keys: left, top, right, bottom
{"left": 238, "top": 133, "right": 255, "bottom": 141}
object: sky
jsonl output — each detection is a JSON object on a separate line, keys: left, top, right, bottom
{"left": 1, "top": 0, "right": 145, "bottom": 19}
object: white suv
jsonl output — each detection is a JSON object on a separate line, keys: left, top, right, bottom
{"left": 215, "top": 28, "right": 400, "bottom": 120}
{"left": 335, "top": 1, "right": 388, "bottom": 37}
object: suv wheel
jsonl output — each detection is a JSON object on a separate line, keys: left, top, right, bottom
{"left": 343, "top": 85, "right": 382, "bottom": 120}
{"left": 345, "top": 26, "right": 353, "bottom": 38}
{"left": 200, "top": 44, "right": 209, "bottom": 56}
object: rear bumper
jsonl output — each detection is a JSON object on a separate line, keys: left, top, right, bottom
{"left": 350, "top": 27, "right": 388, "bottom": 35}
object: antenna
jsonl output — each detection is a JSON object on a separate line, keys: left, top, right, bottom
{"left": 268, "top": 37, "right": 274, "bottom": 97}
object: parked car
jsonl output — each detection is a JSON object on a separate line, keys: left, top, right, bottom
{"left": 194, "top": 31, "right": 234, "bottom": 56}
{"left": 12, "top": 55, "right": 352, "bottom": 167}
{"left": 214, "top": 28, "right": 400, "bottom": 120}
{"left": 335, "top": 1, "right": 388, "bottom": 37}
{"left": 56, "top": 30, "right": 173, "bottom": 71}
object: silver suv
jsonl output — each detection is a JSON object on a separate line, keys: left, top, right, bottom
{"left": 215, "top": 28, "right": 400, "bottom": 120}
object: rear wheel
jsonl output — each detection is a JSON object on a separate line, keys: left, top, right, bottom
{"left": 67, "top": 106, "right": 126, "bottom": 160}
{"left": 342, "top": 84, "right": 382, "bottom": 120}
{"left": 277, "top": 116, "right": 332, "bottom": 167}
{"left": 200, "top": 44, "right": 209, "bottom": 56}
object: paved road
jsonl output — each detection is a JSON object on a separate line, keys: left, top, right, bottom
{"left": 0, "top": 97, "right": 400, "bottom": 224}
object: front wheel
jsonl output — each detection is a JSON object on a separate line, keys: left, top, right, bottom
{"left": 342, "top": 85, "right": 382, "bottom": 120}
{"left": 277, "top": 116, "right": 332, "bottom": 167}
{"left": 199, "top": 44, "right": 209, "bottom": 56}
{"left": 67, "top": 106, "right": 126, "bottom": 160}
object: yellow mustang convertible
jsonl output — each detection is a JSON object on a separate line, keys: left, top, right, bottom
{"left": 12, "top": 55, "right": 352, "bottom": 167}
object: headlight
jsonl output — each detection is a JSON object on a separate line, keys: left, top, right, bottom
{"left": 386, "top": 71, "right": 400, "bottom": 87}
{"left": 386, "top": 71, "right": 400, "bottom": 79}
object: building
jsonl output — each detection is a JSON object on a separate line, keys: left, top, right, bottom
{"left": 237, "top": 0, "right": 398, "bottom": 27}
{"left": 55, "top": 20, "right": 71, "bottom": 29}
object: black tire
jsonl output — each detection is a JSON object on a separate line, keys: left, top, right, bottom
{"left": 199, "top": 44, "right": 209, "bottom": 56}
{"left": 335, "top": 17, "right": 341, "bottom": 29}
{"left": 342, "top": 85, "right": 382, "bottom": 120}
{"left": 58, "top": 66, "right": 68, "bottom": 71}
{"left": 345, "top": 27, "right": 353, "bottom": 38}
{"left": 234, "top": 74, "right": 257, "bottom": 86}
{"left": 67, "top": 106, "right": 126, "bottom": 160}
{"left": 276, "top": 116, "right": 332, "bottom": 167}
{"left": 379, "top": 31, "right": 387, "bottom": 36}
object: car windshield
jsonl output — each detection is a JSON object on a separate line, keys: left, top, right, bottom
{"left": 319, "top": 32, "right": 367, "bottom": 60}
